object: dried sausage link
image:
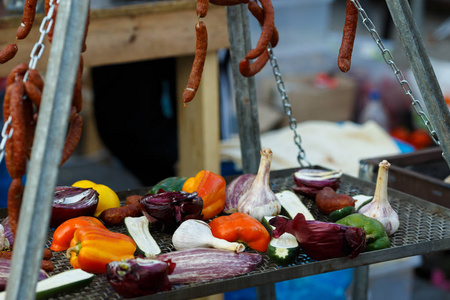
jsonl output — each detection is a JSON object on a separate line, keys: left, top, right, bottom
{"left": 60, "top": 114, "right": 83, "bottom": 167}
{"left": 7, "top": 178, "right": 24, "bottom": 239}
{"left": 3, "top": 85, "right": 13, "bottom": 121}
{"left": 10, "top": 81, "right": 28, "bottom": 179}
{"left": 0, "top": 44, "right": 18, "bottom": 64}
{"left": 245, "top": 0, "right": 274, "bottom": 60}
{"left": 5, "top": 137, "right": 16, "bottom": 179}
{"left": 16, "top": 0, "right": 38, "bottom": 40}
{"left": 338, "top": 0, "right": 358, "bottom": 73}
{"left": 239, "top": 49, "right": 269, "bottom": 77}
{"left": 72, "top": 56, "right": 84, "bottom": 112}
{"left": 197, "top": 0, "right": 209, "bottom": 18}
{"left": 26, "top": 68, "right": 44, "bottom": 91}
{"left": 7, "top": 63, "right": 28, "bottom": 86}
{"left": 182, "top": 21, "right": 208, "bottom": 105}
{"left": 24, "top": 81, "right": 42, "bottom": 109}
{"left": 247, "top": 0, "right": 279, "bottom": 47}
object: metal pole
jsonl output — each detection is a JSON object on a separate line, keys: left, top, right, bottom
{"left": 5, "top": 1, "right": 89, "bottom": 299}
{"left": 226, "top": 4, "right": 261, "bottom": 174}
{"left": 385, "top": 0, "right": 450, "bottom": 168}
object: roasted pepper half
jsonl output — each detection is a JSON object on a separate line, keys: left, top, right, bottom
{"left": 208, "top": 212, "right": 271, "bottom": 252}
{"left": 66, "top": 225, "right": 136, "bottom": 274}
{"left": 336, "top": 213, "right": 390, "bottom": 251}
{"left": 182, "top": 170, "right": 226, "bottom": 220}
{"left": 50, "top": 216, "right": 106, "bottom": 252}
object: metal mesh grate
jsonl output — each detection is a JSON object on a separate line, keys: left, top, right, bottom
{"left": 34, "top": 170, "right": 450, "bottom": 299}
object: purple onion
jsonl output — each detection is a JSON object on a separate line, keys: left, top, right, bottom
{"left": 270, "top": 214, "right": 366, "bottom": 261}
{"left": 293, "top": 168, "right": 342, "bottom": 198}
{"left": 106, "top": 258, "right": 173, "bottom": 298}
{"left": 139, "top": 191, "right": 203, "bottom": 233}
{"left": 50, "top": 186, "right": 99, "bottom": 228}
{"left": 0, "top": 258, "right": 48, "bottom": 291}
{"left": 224, "top": 174, "right": 256, "bottom": 214}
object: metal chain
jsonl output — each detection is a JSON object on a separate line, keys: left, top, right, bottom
{"left": 350, "top": 0, "right": 440, "bottom": 145}
{"left": 0, "top": 0, "right": 59, "bottom": 163}
{"left": 267, "top": 45, "right": 311, "bottom": 167}
{"left": 266, "top": 0, "right": 440, "bottom": 168}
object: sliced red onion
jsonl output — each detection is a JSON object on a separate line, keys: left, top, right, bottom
{"left": 50, "top": 186, "right": 99, "bottom": 228}
{"left": 139, "top": 191, "right": 203, "bottom": 233}
{"left": 293, "top": 168, "right": 342, "bottom": 198}
{"left": 270, "top": 214, "right": 366, "bottom": 261}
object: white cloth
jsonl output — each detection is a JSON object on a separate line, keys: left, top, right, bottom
{"left": 220, "top": 120, "right": 401, "bottom": 177}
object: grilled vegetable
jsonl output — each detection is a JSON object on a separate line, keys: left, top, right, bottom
{"left": 267, "top": 235, "right": 299, "bottom": 266}
{"left": 66, "top": 225, "right": 136, "bottom": 274}
{"left": 172, "top": 219, "right": 245, "bottom": 252}
{"left": 182, "top": 170, "right": 227, "bottom": 220}
{"left": 50, "top": 186, "right": 99, "bottom": 228}
{"left": 315, "top": 187, "right": 355, "bottom": 215}
{"left": 224, "top": 174, "right": 256, "bottom": 214}
{"left": 276, "top": 190, "right": 314, "bottom": 220}
{"left": 107, "top": 258, "right": 173, "bottom": 298}
{"left": 209, "top": 212, "right": 271, "bottom": 252}
{"left": 237, "top": 149, "right": 281, "bottom": 222}
{"left": 328, "top": 206, "right": 355, "bottom": 222}
{"left": 293, "top": 168, "right": 342, "bottom": 198}
{"left": 35, "top": 269, "right": 94, "bottom": 300}
{"left": 124, "top": 216, "right": 161, "bottom": 257}
{"left": 270, "top": 214, "right": 366, "bottom": 261}
{"left": 155, "top": 248, "right": 262, "bottom": 284}
{"left": 50, "top": 216, "right": 106, "bottom": 252}
{"left": 139, "top": 191, "right": 203, "bottom": 233}
{"left": 149, "top": 176, "right": 188, "bottom": 194}
{"left": 0, "top": 258, "right": 48, "bottom": 291}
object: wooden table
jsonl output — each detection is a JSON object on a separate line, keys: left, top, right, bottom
{"left": 0, "top": 0, "right": 229, "bottom": 177}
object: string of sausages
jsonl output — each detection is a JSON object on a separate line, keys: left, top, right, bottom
{"left": 182, "top": 0, "right": 278, "bottom": 106}
{"left": 1, "top": 0, "right": 90, "bottom": 273}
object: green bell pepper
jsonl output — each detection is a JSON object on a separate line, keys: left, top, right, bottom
{"left": 336, "top": 213, "right": 390, "bottom": 251}
{"left": 149, "top": 176, "right": 188, "bottom": 194}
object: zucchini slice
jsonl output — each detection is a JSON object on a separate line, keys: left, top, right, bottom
{"left": 125, "top": 216, "right": 161, "bottom": 257}
{"left": 267, "top": 234, "right": 299, "bottom": 266}
{"left": 276, "top": 190, "right": 315, "bottom": 220}
{"left": 0, "top": 269, "right": 95, "bottom": 300}
{"left": 353, "top": 195, "right": 373, "bottom": 212}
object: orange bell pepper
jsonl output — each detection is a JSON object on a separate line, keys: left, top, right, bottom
{"left": 66, "top": 225, "right": 136, "bottom": 274}
{"left": 182, "top": 170, "right": 226, "bottom": 220}
{"left": 50, "top": 216, "right": 106, "bottom": 252}
{"left": 208, "top": 212, "right": 270, "bottom": 252}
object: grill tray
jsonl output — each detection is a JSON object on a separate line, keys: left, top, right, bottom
{"left": 19, "top": 168, "right": 450, "bottom": 299}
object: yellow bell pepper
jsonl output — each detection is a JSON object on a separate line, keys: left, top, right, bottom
{"left": 182, "top": 170, "right": 226, "bottom": 220}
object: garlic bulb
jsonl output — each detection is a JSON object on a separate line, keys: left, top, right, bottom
{"left": 359, "top": 160, "right": 399, "bottom": 235}
{"left": 237, "top": 148, "right": 281, "bottom": 222}
{"left": 172, "top": 219, "right": 245, "bottom": 253}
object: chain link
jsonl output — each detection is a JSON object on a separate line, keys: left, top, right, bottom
{"left": 0, "top": 0, "right": 59, "bottom": 163}
{"left": 350, "top": 0, "right": 440, "bottom": 144}
{"left": 267, "top": 45, "right": 311, "bottom": 167}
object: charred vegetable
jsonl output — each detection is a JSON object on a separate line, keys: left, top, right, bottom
{"left": 107, "top": 258, "right": 173, "bottom": 298}
{"left": 139, "top": 191, "right": 203, "bottom": 233}
{"left": 270, "top": 214, "right": 366, "bottom": 261}
{"left": 50, "top": 186, "right": 99, "bottom": 228}
{"left": 293, "top": 168, "right": 342, "bottom": 198}
{"left": 155, "top": 248, "right": 263, "bottom": 284}
{"left": 315, "top": 187, "right": 355, "bottom": 215}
